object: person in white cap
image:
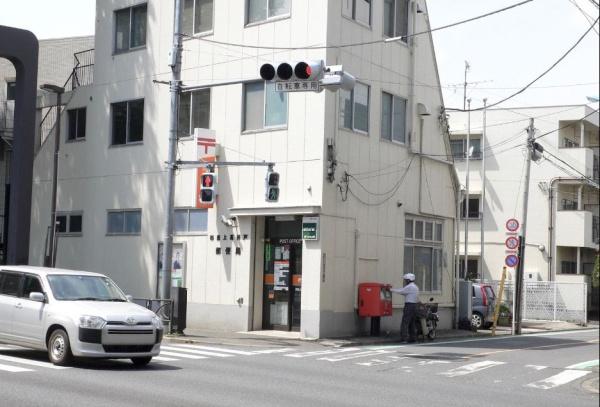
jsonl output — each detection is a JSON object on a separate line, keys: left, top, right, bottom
{"left": 391, "top": 273, "right": 419, "bottom": 343}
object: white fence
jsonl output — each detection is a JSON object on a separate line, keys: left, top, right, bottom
{"left": 490, "top": 281, "right": 587, "bottom": 325}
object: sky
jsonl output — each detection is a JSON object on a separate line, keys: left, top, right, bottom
{"left": 0, "top": 0, "right": 598, "bottom": 110}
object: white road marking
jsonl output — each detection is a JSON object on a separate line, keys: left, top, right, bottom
{"left": 285, "top": 348, "right": 361, "bottom": 358}
{"left": 169, "top": 344, "right": 255, "bottom": 356}
{"left": 253, "top": 348, "right": 294, "bottom": 354}
{"left": 525, "top": 365, "right": 548, "bottom": 371}
{"left": 153, "top": 356, "right": 179, "bottom": 362}
{"left": 0, "top": 362, "right": 33, "bottom": 373}
{"left": 439, "top": 361, "right": 506, "bottom": 377}
{"left": 526, "top": 369, "right": 591, "bottom": 390}
{"left": 158, "top": 351, "right": 208, "bottom": 360}
{"left": 417, "top": 360, "right": 452, "bottom": 366}
{"left": 318, "top": 350, "right": 395, "bottom": 362}
{"left": 0, "top": 354, "right": 69, "bottom": 370}
{"left": 566, "top": 359, "right": 599, "bottom": 370}
{"left": 160, "top": 346, "right": 233, "bottom": 358}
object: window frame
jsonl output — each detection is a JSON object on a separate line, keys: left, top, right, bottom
{"left": 174, "top": 208, "right": 209, "bottom": 235}
{"left": 339, "top": 82, "right": 370, "bottom": 135}
{"left": 183, "top": 0, "right": 214, "bottom": 36}
{"left": 245, "top": 0, "right": 291, "bottom": 26}
{"left": 110, "top": 98, "right": 144, "bottom": 146}
{"left": 56, "top": 211, "right": 84, "bottom": 236}
{"left": 6, "top": 80, "right": 16, "bottom": 101}
{"left": 343, "top": 0, "right": 372, "bottom": 28}
{"left": 405, "top": 217, "right": 444, "bottom": 242}
{"left": 403, "top": 245, "right": 443, "bottom": 293}
{"left": 242, "top": 81, "right": 288, "bottom": 133}
{"left": 460, "top": 196, "right": 481, "bottom": 219}
{"left": 114, "top": 3, "right": 148, "bottom": 54}
{"left": 106, "top": 209, "right": 142, "bottom": 236}
{"left": 383, "top": 0, "right": 409, "bottom": 42}
{"left": 67, "top": 107, "right": 87, "bottom": 142}
{"left": 450, "top": 137, "right": 482, "bottom": 160}
{"left": 381, "top": 91, "right": 407, "bottom": 144}
{"left": 178, "top": 89, "right": 211, "bottom": 140}
{"left": 0, "top": 271, "right": 23, "bottom": 297}
{"left": 20, "top": 274, "right": 44, "bottom": 299}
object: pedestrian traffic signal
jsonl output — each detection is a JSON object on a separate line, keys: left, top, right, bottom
{"left": 260, "top": 60, "right": 324, "bottom": 82}
{"left": 200, "top": 171, "right": 216, "bottom": 204}
{"left": 265, "top": 169, "right": 280, "bottom": 202}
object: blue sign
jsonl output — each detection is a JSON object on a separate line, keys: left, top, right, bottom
{"left": 505, "top": 255, "right": 519, "bottom": 268}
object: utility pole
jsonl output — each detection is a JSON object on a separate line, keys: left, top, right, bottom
{"left": 514, "top": 118, "right": 536, "bottom": 335}
{"left": 160, "top": 0, "right": 184, "bottom": 301}
{"left": 479, "top": 98, "right": 487, "bottom": 281}
{"left": 464, "top": 99, "right": 471, "bottom": 280}
{"left": 463, "top": 61, "right": 470, "bottom": 111}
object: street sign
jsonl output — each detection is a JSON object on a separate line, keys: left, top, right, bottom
{"left": 302, "top": 216, "right": 320, "bottom": 240}
{"left": 505, "top": 236, "right": 519, "bottom": 250}
{"left": 275, "top": 81, "right": 321, "bottom": 92}
{"left": 505, "top": 218, "right": 520, "bottom": 232}
{"left": 505, "top": 254, "right": 519, "bottom": 268}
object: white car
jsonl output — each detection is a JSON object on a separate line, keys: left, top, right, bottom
{"left": 0, "top": 266, "right": 163, "bottom": 366}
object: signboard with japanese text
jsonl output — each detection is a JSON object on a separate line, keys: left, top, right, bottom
{"left": 302, "top": 216, "right": 319, "bottom": 240}
{"left": 275, "top": 81, "right": 321, "bottom": 92}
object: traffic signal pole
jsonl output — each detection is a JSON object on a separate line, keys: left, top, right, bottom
{"left": 160, "top": 0, "right": 183, "bottom": 302}
{"left": 514, "top": 118, "right": 536, "bottom": 335}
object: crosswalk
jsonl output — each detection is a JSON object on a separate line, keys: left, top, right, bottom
{"left": 0, "top": 343, "right": 596, "bottom": 392}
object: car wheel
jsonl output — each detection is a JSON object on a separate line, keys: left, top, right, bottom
{"left": 471, "top": 312, "right": 484, "bottom": 329}
{"left": 131, "top": 357, "right": 152, "bottom": 366}
{"left": 48, "top": 329, "right": 73, "bottom": 366}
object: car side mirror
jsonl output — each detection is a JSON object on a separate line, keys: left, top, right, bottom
{"left": 29, "top": 292, "right": 46, "bottom": 303}
{"left": 126, "top": 295, "right": 134, "bottom": 302}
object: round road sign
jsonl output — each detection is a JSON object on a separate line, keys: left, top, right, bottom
{"left": 505, "top": 236, "right": 519, "bottom": 250}
{"left": 506, "top": 218, "right": 520, "bottom": 232}
{"left": 505, "top": 255, "right": 519, "bottom": 268}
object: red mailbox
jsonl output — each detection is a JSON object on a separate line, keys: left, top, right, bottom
{"left": 358, "top": 282, "right": 393, "bottom": 317}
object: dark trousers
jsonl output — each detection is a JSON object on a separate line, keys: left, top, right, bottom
{"left": 400, "top": 303, "right": 417, "bottom": 341}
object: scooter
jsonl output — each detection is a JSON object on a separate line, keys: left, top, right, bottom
{"left": 416, "top": 298, "right": 439, "bottom": 340}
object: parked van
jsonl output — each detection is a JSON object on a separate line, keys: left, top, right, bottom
{"left": 472, "top": 283, "right": 496, "bottom": 329}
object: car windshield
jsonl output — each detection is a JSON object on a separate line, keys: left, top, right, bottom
{"left": 47, "top": 274, "right": 127, "bottom": 301}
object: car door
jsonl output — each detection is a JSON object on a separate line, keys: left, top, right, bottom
{"left": 0, "top": 271, "right": 24, "bottom": 341}
{"left": 12, "top": 273, "right": 46, "bottom": 347}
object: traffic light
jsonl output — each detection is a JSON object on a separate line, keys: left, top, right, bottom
{"left": 260, "top": 60, "right": 325, "bottom": 82}
{"left": 265, "top": 169, "right": 280, "bottom": 202}
{"left": 199, "top": 170, "right": 216, "bottom": 204}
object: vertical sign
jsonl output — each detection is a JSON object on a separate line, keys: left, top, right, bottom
{"left": 302, "top": 216, "right": 320, "bottom": 240}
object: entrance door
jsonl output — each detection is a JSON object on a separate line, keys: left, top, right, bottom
{"left": 262, "top": 217, "right": 302, "bottom": 331}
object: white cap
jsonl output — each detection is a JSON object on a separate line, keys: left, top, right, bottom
{"left": 403, "top": 273, "right": 415, "bottom": 281}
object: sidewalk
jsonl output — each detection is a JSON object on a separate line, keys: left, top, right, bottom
{"left": 165, "top": 320, "right": 598, "bottom": 348}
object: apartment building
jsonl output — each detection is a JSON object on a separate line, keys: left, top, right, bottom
{"left": 0, "top": 35, "right": 94, "bottom": 264}
{"left": 28, "top": 0, "right": 457, "bottom": 337}
{"left": 449, "top": 105, "right": 599, "bottom": 314}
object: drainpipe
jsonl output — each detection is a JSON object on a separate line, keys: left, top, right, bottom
{"left": 409, "top": 0, "right": 417, "bottom": 151}
{"left": 353, "top": 228, "right": 359, "bottom": 309}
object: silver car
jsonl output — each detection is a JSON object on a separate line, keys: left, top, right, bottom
{"left": 0, "top": 266, "right": 163, "bottom": 366}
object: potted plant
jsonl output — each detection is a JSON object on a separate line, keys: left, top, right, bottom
{"left": 498, "top": 303, "right": 512, "bottom": 326}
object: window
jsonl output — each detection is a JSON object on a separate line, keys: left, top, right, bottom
{"left": 381, "top": 92, "right": 406, "bottom": 143}
{"left": 174, "top": 208, "right": 208, "bottom": 233}
{"left": 342, "top": 0, "right": 371, "bottom": 26}
{"left": 6, "top": 81, "right": 16, "bottom": 101}
{"left": 461, "top": 197, "right": 480, "bottom": 219}
{"left": 107, "top": 210, "right": 141, "bottom": 235}
{"left": 183, "top": 0, "right": 213, "bottom": 35}
{"left": 340, "top": 82, "right": 369, "bottom": 133}
{"left": 460, "top": 258, "right": 478, "bottom": 280}
{"left": 384, "top": 0, "right": 409, "bottom": 40}
{"left": 561, "top": 261, "right": 577, "bottom": 274}
{"left": 404, "top": 219, "right": 413, "bottom": 239}
{"left": 0, "top": 272, "right": 21, "bottom": 296}
{"left": 435, "top": 223, "right": 443, "bottom": 242}
{"left": 179, "top": 89, "right": 210, "bottom": 138}
{"left": 450, "top": 138, "right": 481, "bottom": 159}
{"left": 405, "top": 218, "right": 444, "bottom": 242}
{"left": 56, "top": 213, "right": 83, "bottom": 235}
{"left": 67, "top": 108, "right": 86, "bottom": 141}
{"left": 404, "top": 246, "right": 442, "bottom": 292}
{"left": 247, "top": 0, "right": 290, "bottom": 24}
{"left": 21, "top": 275, "right": 43, "bottom": 298}
{"left": 243, "top": 82, "right": 288, "bottom": 131}
{"left": 111, "top": 99, "right": 144, "bottom": 145}
{"left": 115, "top": 3, "right": 147, "bottom": 53}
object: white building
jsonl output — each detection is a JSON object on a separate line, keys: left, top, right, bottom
{"left": 29, "top": 0, "right": 457, "bottom": 337}
{"left": 449, "top": 105, "right": 599, "bottom": 314}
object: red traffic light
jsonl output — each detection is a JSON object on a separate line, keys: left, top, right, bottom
{"left": 201, "top": 173, "right": 214, "bottom": 187}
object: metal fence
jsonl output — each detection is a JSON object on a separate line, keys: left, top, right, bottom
{"left": 490, "top": 280, "right": 587, "bottom": 325}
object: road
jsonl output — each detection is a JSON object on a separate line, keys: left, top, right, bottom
{"left": 0, "top": 329, "right": 598, "bottom": 407}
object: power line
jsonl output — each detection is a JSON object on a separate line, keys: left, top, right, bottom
{"left": 184, "top": 0, "right": 534, "bottom": 50}
{"left": 533, "top": 108, "right": 599, "bottom": 140}
{"left": 447, "top": 16, "right": 599, "bottom": 112}
{"left": 543, "top": 149, "right": 599, "bottom": 187}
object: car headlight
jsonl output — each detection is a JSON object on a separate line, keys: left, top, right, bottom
{"left": 79, "top": 315, "right": 107, "bottom": 329}
{"left": 152, "top": 316, "right": 163, "bottom": 329}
